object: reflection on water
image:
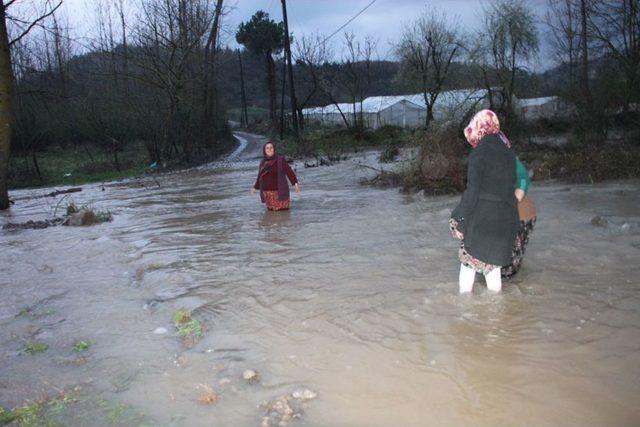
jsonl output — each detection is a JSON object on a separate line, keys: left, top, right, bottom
{"left": 1, "top": 143, "right": 640, "bottom": 426}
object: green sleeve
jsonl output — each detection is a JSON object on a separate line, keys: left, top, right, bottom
{"left": 515, "top": 157, "right": 530, "bottom": 193}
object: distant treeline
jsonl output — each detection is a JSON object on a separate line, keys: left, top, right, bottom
{"left": 7, "top": 0, "right": 640, "bottom": 169}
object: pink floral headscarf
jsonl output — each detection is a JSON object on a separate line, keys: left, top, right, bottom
{"left": 464, "top": 109, "right": 501, "bottom": 148}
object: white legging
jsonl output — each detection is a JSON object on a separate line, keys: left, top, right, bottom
{"left": 459, "top": 263, "right": 502, "bottom": 293}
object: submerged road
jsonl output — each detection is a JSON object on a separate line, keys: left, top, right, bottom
{"left": 1, "top": 140, "right": 640, "bottom": 426}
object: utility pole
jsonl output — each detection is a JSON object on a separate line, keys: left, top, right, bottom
{"left": 281, "top": 0, "right": 300, "bottom": 142}
{"left": 237, "top": 51, "right": 249, "bottom": 127}
{"left": 280, "top": 57, "right": 286, "bottom": 140}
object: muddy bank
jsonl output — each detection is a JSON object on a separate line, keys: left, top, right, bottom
{"left": 1, "top": 141, "right": 639, "bottom": 426}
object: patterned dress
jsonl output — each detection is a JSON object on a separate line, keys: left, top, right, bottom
{"left": 449, "top": 218, "right": 499, "bottom": 275}
{"left": 502, "top": 218, "right": 536, "bottom": 278}
{"left": 263, "top": 191, "right": 291, "bottom": 211}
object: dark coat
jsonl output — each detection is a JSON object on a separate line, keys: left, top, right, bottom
{"left": 451, "top": 134, "right": 519, "bottom": 266}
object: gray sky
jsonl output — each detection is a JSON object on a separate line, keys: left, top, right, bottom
{"left": 58, "top": 0, "right": 552, "bottom": 70}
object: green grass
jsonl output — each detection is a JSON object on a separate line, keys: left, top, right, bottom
{"left": 8, "top": 142, "right": 150, "bottom": 190}
{"left": 73, "top": 340, "right": 95, "bottom": 353}
{"left": 291, "top": 125, "right": 411, "bottom": 158}
{"left": 173, "top": 310, "right": 203, "bottom": 338}
{"left": 0, "top": 391, "right": 78, "bottom": 427}
{"left": 23, "top": 342, "right": 49, "bottom": 354}
{"left": 146, "top": 263, "right": 164, "bottom": 271}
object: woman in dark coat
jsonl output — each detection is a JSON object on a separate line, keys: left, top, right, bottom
{"left": 251, "top": 141, "right": 300, "bottom": 210}
{"left": 449, "top": 110, "right": 519, "bottom": 293}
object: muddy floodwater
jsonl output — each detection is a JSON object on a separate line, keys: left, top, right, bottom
{"left": 1, "top": 133, "right": 640, "bottom": 426}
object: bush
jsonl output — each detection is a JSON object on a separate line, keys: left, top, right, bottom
{"left": 518, "top": 140, "right": 640, "bottom": 183}
{"left": 401, "top": 124, "right": 468, "bottom": 194}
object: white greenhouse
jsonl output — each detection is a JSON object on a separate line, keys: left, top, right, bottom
{"left": 301, "top": 88, "right": 491, "bottom": 129}
{"left": 516, "top": 96, "right": 573, "bottom": 121}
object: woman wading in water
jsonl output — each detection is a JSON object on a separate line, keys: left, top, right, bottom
{"left": 252, "top": 142, "right": 300, "bottom": 210}
{"left": 449, "top": 110, "right": 519, "bottom": 293}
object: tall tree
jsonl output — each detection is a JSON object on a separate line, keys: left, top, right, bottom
{"left": 0, "top": 0, "right": 62, "bottom": 210}
{"left": 395, "top": 8, "right": 462, "bottom": 129}
{"left": 236, "top": 11, "right": 285, "bottom": 131}
{"left": 340, "top": 32, "right": 377, "bottom": 131}
{"left": 0, "top": 3, "right": 13, "bottom": 209}
{"left": 589, "top": 0, "right": 640, "bottom": 112}
{"left": 547, "top": 0, "right": 580, "bottom": 102}
{"left": 294, "top": 32, "right": 331, "bottom": 131}
{"left": 478, "top": 0, "right": 539, "bottom": 122}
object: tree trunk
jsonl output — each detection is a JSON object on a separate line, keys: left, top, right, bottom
{"left": 238, "top": 52, "right": 249, "bottom": 127}
{"left": 31, "top": 150, "right": 41, "bottom": 180}
{"left": 202, "top": 0, "right": 224, "bottom": 148}
{"left": 266, "top": 51, "right": 277, "bottom": 130}
{"left": 580, "top": 0, "right": 593, "bottom": 119}
{"left": 0, "top": 5, "right": 13, "bottom": 210}
{"left": 426, "top": 103, "right": 434, "bottom": 129}
{"left": 280, "top": 57, "right": 286, "bottom": 140}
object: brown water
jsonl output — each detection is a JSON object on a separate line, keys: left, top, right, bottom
{"left": 1, "top": 133, "right": 640, "bottom": 426}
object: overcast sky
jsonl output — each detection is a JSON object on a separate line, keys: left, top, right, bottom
{"left": 57, "top": 0, "right": 553, "bottom": 70}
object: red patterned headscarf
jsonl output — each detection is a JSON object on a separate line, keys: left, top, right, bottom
{"left": 464, "top": 109, "right": 501, "bottom": 148}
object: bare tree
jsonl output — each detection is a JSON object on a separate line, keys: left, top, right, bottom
{"left": 589, "top": 0, "right": 640, "bottom": 112}
{"left": 0, "top": 0, "right": 62, "bottom": 210}
{"left": 293, "top": 32, "right": 331, "bottom": 131}
{"left": 547, "top": 0, "right": 580, "bottom": 99}
{"left": 133, "top": 0, "right": 214, "bottom": 162}
{"left": 201, "top": 0, "right": 224, "bottom": 148}
{"left": 340, "top": 32, "right": 377, "bottom": 131}
{"left": 477, "top": 0, "right": 539, "bottom": 122}
{"left": 395, "top": 8, "right": 462, "bottom": 129}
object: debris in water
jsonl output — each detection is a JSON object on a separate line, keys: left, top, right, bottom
{"left": 3, "top": 218, "right": 64, "bottom": 230}
{"left": 291, "top": 389, "right": 318, "bottom": 401}
{"left": 196, "top": 384, "right": 218, "bottom": 405}
{"left": 590, "top": 215, "right": 608, "bottom": 227}
{"left": 63, "top": 209, "right": 112, "bottom": 226}
{"left": 260, "top": 388, "right": 318, "bottom": 426}
{"left": 42, "top": 187, "right": 82, "bottom": 198}
{"left": 243, "top": 369, "right": 259, "bottom": 384}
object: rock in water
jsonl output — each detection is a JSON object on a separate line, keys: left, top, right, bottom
{"left": 291, "top": 389, "right": 317, "bottom": 401}
{"left": 63, "top": 210, "right": 99, "bottom": 226}
{"left": 243, "top": 369, "right": 259, "bottom": 384}
{"left": 590, "top": 215, "right": 608, "bottom": 227}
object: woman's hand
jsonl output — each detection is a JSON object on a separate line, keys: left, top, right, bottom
{"left": 454, "top": 230, "right": 464, "bottom": 240}
{"left": 251, "top": 187, "right": 256, "bottom": 194}
{"left": 294, "top": 183, "right": 301, "bottom": 193}
{"left": 514, "top": 188, "right": 525, "bottom": 202}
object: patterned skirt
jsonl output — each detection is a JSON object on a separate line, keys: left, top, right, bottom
{"left": 501, "top": 218, "right": 536, "bottom": 278}
{"left": 263, "top": 191, "right": 290, "bottom": 211}
{"left": 448, "top": 217, "right": 536, "bottom": 278}
{"left": 449, "top": 218, "right": 499, "bottom": 275}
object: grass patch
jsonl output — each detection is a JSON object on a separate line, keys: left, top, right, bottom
{"left": 282, "top": 125, "right": 411, "bottom": 158}
{"left": 17, "top": 307, "right": 55, "bottom": 319}
{"left": 23, "top": 342, "right": 49, "bottom": 354}
{"left": 517, "top": 140, "right": 640, "bottom": 183}
{"left": 73, "top": 340, "right": 95, "bottom": 353}
{"left": 146, "top": 263, "right": 164, "bottom": 271}
{"left": 173, "top": 311, "right": 202, "bottom": 338}
{"left": 0, "top": 390, "right": 78, "bottom": 426}
{"left": 173, "top": 310, "right": 203, "bottom": 349}
{"left": 97, "top": 399, "right": 150, "bottom": 425}
{"left": 8, "top": 142, "right": 150, "bottom": 190}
